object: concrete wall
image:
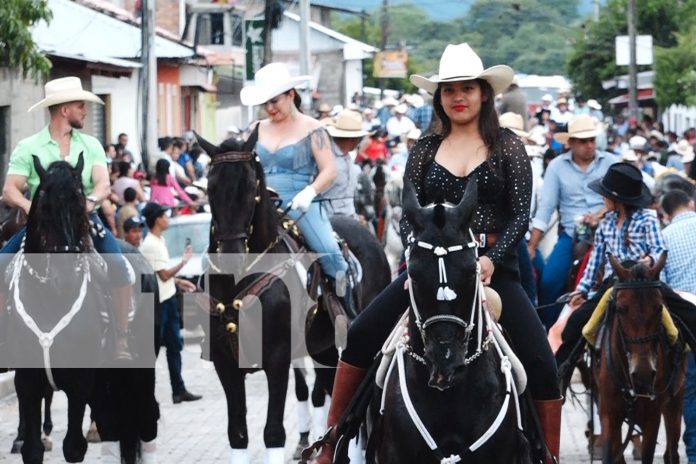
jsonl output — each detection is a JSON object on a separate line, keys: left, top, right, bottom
{"left": 92, "top": 72, "right": 141, "bottom": 164}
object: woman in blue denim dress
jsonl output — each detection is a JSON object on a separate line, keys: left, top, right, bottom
{"left": 240, "top": 63, "right": 350, "bottom": 305}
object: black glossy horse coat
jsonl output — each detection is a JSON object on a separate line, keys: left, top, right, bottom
{"left": 370, "top": 180, "right": 531, "bottom": 463}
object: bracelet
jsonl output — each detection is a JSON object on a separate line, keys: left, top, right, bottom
{"left": 86, "top": 195, "right": 99, "bottom": 203}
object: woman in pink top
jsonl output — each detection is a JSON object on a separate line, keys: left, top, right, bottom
{"left": 149, "top": 159, "right": 195, "bottom": 208}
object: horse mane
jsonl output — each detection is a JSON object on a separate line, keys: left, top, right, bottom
{"left": 25, "top": 160, "right": 91, "bottom": 253}
{"left": 206, "top": 134, "right": 278, "bottom": 252}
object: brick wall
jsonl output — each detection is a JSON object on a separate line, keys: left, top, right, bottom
{"left": 120, "top": 0, "right": 180, "bottom": 36}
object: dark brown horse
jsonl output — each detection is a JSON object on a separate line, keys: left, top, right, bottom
{"left": 595, "top": 254, "right": 685, "bottom": 463}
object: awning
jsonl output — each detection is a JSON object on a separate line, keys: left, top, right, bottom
{"left": 180, "top": 65, "right": 217, "bottom": 93}
{"left": 608, "top": 88, "right": 655, "bottom": 105}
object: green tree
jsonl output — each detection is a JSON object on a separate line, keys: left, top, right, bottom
{"left": 566, "top": 0, "right": 684, "bottom": 107}
{"left": 654, "top": 27, "right": 696, "bottom": 107}
{"left": 0, "top": 0, "right": 52, "bottom": 79}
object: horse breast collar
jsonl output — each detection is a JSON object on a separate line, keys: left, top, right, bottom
{"left": 386, "top": 229, "right": 523, "bottom": 463}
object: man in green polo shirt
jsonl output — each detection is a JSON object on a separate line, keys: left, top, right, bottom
{"left": 0, "top": 76, "right": 134, "bottom": 361}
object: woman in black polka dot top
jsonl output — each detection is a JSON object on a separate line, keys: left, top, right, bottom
{"left": 309, "top": 44, "right": 561, "bottom": 464}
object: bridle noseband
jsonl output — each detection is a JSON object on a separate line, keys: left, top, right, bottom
{"left": 210, "top": 150, "right": 261, "bottom": 253}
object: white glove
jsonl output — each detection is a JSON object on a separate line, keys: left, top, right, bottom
{"left": 290, "top": 185, "right": 317, "bottom": 212}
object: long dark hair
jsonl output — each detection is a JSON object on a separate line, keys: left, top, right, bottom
{"left": 155, "top": 159, "right": 169, "bottom": 186}
{"left": 432, "top": 79, "right": 502, "bottom": 160}
{"left": 289, "top": 88, "right": 303, "bottom": 112}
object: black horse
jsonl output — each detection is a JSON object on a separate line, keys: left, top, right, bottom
{"left": 196, "top": 132, "right": 390, "bottom": 462}
{"left": 2, "top": 154, "right": 141, "bottom": 464}
{"left": 369, "top": 179, "right": 532, "bottom": 463}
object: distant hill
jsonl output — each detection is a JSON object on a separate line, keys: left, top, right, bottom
{"left": 315, "top": 0, "right": 603, "bottom": 22}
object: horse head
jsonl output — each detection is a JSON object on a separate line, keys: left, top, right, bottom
{"left": 25, "top": 153, "right": 90, "bottom": 254}
{"left": 196, "top": 131, "right": 277, "bottom": 260}
{"left": 402, "top": 177, "right": 480, "bottom": 391}
{"left": 608, "top": 252, "right": 667, "bottom": 397}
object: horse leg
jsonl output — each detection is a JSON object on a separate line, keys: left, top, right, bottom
{"left": 293, "top": 367, "right": 311, "bottom": 460}
{"left": 213, "top": 358, "right": 250, "bottom": 462}
{"left": 264, "top": 364, "right": 290, "bottom": 463}
{"left": 15, "top": 371, "right": 45, "bottom": 464}
{"left": 639, "top": 410, "right": 660, "bottom": 464}
{"left": 62, "top": 389, "right": 88, "bottom": 463}
{"left": 11, "top": 393, "right": 25, "bottom": 454}
{"left": 600, "top": 409, "right": 626, "bottom": 464}
{"left": 41, "top": 388, "right": 53, "bottom": 451}
{"left": 662, "top": 393, "right": 684, "bottom": 464}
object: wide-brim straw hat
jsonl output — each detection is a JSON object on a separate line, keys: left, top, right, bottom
{"left": 240, "top": 62, "right": 312, "bottom": 106}
{"left": 675, "top": 139, "right": 695, "bottom": 163}
{"left": 499, "top": 112, "right": 530, "bottom": 139}
{"left": 409, "top": 43, "right": 514, "bottom": 95}
{"left": 29, "top": 77, "right": 104, "bottom": 112}
{"left": 588, "top": 162, "right": 652, "bottom": 207}
{"left": 553, "top": 114, "right": 601, "bottom": 144}
{"left": 326, "top": 109, "right": 370, "bottom": 138}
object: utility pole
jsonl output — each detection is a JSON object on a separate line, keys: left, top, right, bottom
{"left": 262, "top": 0, "right": 274, "bottom": 65}
{"left": 140, "top": 0, "right": 157, "bottom": 172}
{"left": 627, "top": 0, "right": 639, "bottom": 122}
{"left": 379, "top": 0, "right": 388, "bottom": 99}
{"left": 299, "top": 0, "right": 311, "bottom": 111}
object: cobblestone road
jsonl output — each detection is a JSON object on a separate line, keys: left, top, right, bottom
{"left": 0, "top": 344, "right": 686, "bottom": 462}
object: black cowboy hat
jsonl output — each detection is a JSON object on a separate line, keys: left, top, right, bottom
{"left": 588, "top": 162, "right": 652, "bottom": 207}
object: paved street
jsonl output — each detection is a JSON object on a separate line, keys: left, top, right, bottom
{"left": 0, "top": 343, "right": 687, "bottom": 463}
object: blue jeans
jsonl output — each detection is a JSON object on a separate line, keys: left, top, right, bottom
{"left": 159, "top": 296, "right": 185, "bottom": 395}
{"left": 268, "top": 174, "right": 348, "bottom": 278}
{"left": 538, "top": 232, "right": 573, "bottom": 328}
{"left": 0, "top": 212, "right": 133, "bottom": 287}
{"left": 517, "top": 239, "right": 537, "bottom": 305}
{"left": 685, "top": 356, "right": 696, "bottom": 462}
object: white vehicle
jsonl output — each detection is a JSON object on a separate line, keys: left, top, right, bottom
{"left": 161, "top": 212, "right": 211, "bottom": 279}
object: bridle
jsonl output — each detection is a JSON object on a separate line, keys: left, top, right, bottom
{"left": 210, "top": 150, "right": 261, "bottom": 254}
{"left": 606, "top": 279, "right": 669, "bottom": 401}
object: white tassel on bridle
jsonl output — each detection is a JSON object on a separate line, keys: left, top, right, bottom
{"left": 417, "top": 242, "right": 464, "bottom": 301}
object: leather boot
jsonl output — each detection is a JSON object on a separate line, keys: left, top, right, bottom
{"left": 535, "top": 398, "right": 562, "bottom": 464}
{"left": 308, "top": 360, "right": 367, "bottom": 464}
{"left": 110, "top": 286, "right": 133, "bottom": 361}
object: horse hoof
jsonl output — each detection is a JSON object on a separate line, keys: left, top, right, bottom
{"left": 86, "top": 423, "right": 101, "bottom": 443}
{"left": 632, "top": 445, "right": 642, "bottom": 460}
{"left": 42, "top": 435, "right": 53, "bottom": 451}
{"left": 10, "top": 439, "right": 23, "bottom": 454}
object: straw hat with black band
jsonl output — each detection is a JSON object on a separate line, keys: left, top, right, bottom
{"left": 553, "top": 114, "right": 601, "bottom": 145}
{"left": 326, "top": 110, "right": 371, "bottom": 139}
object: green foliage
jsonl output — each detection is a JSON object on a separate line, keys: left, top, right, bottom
{"left": 654, "top": 26, "right": 696, "bottom": 107}
{"left": 0, "top": 0, "right": 52, "bottom": 79}
{"left": 332, "top": 0, "right": 580, "bottom": 92}
{"left": 566, "top": 0, "right": 687, "bottom": 109}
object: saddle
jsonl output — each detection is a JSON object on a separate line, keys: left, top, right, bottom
{"left": 582, "top": 287, "right": 679, "bottom": 346}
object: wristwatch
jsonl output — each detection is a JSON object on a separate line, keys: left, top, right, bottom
{"left": 86, "top": 195, "right": 99, "bottom": 203}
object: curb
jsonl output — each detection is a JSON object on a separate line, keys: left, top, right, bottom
{"left": 0, "top": 371, "right": 15, "bottom": 399}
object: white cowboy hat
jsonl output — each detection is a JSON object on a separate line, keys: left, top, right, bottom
{"left": 240, "top": 62, "right": 312, "bottom": 106}
{"left": 620, "top": 149, "right": 639, "bottom": 162}
{"left": 394, "top": 104, "right": 409, "bottom": 115}
{"left": 410, "top": 43, "right": 514, "bottom": 95}
{"left": 28, "top": 77, "right": 103, "bottom": 113}
{"left": 629, "top": 135, "right": 648, "bottom": 151}
{"left": 326, "top": 109, "right": 370, "bottom": 138}
{"left": 406, "top": 128, "right": 422, "bottom": 141}
{"left": 587, "top": 98, "right": 602, "bottom": 110}
{"left": 675, "top": 139, "right": 695, "bottom": 163}
{"left": 499, "top": 112, "right": 530, "bottom": 139}
{"left": 553, "top": 114, "right": 601, "bottom": 144}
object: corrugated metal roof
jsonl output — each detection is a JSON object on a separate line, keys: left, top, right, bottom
{"left": 33, "top": 0, "right": 194, "bottom": 60}
{"left": 48, "top": 50, "right": 142, "bottom": 69}
{"left": 282, "top": 11, "right": 378, "bottom": 54}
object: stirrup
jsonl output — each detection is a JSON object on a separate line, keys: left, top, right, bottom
{"left": 301, "top": 426, "right": 334, "bottom": 461}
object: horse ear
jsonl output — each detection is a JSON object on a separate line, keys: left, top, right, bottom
{"left": 193, "top": 131, "right": 219, "bottom": 158}
{"left": 648, "top": 252, "right": 668, "bottom": 281}
{"left": 32, "top": 155, "right": 47, "bottom": 183}
{"left": 451, "top": 174, "right": 478, "bottom": 229}
{"left": 74, "top": 151, "right": 85, "bottom": 179}
{"left": 607, "top": 253, "right": 631, "bottom": 281}
{"left": 402, "top": 180, "right": 424, "bottom": 233}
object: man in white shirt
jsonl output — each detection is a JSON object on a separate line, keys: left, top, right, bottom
{"left": 385, "top": 104, "right": 415, "bottom": 142}
{"left": 140, "top": 202, "right": 201, "bottom": 404}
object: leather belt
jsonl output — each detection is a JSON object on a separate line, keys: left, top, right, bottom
{"left": 472, "top": 232, "right": 498, "bottom": 249}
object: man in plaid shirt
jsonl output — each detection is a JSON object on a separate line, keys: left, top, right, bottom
{"left": 661, "top": 189, "right": 696, "bottom": 463}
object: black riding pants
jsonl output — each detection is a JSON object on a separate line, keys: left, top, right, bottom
{"left": 342, "top": 268, "right": 561, "bottom": 400}
{"left": 555, "top": 279, "right": 696, "bottom": 370}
